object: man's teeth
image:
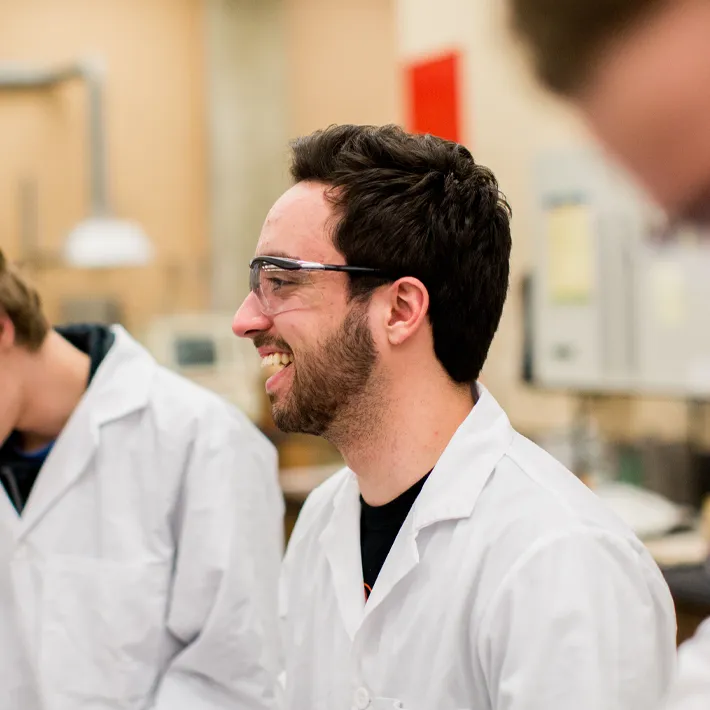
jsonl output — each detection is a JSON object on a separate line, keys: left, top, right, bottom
{"left": 261, "top": 352, "right": 294, "bottom": 369}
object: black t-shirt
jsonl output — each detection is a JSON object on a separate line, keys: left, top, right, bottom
{"left": 0, "top": 324, "right": 115, "bottom": 513}
{"left": 360, "top": 472, "right": 430, "bottom": 602}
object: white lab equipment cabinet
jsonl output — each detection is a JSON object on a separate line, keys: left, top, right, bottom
{"left": 531, "top": 149, "right": 710, "bottom": 397}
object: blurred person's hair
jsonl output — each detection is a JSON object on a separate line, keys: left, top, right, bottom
{"left": 290, "top": 124, "right": 512, "bottom": 385}
{"left": 0, "top": 249, "right": 50, "bottom": 351}
{"left": 509, "top": 0, "right": 666, "bottom": 94}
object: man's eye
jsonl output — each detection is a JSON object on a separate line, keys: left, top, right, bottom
{"left": 265, "top": 276, "right": 298, "bottom": 291}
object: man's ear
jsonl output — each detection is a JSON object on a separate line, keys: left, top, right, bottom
{"left": 382, "top": 277, "right": 429, "bottom": 346}
{"left": 0, "top": 312, "right": 16, "bottom": 352}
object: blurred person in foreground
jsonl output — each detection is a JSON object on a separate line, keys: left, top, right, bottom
{"left": 509, "top": 0, "right": 710, "bottom": 707}
{"left": 0, "top": 249, "right": 283, "bottom": 709}
{"left": 232, "top": 123, "right": 676, "bottom": 710}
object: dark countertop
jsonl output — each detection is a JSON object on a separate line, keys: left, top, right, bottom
{"left": 662, "top": 562, "right": 710, "bottom": 609}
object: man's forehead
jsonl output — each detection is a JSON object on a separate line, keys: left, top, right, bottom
{"left": 256, "top": 181, "right": 339, "bottom": 261}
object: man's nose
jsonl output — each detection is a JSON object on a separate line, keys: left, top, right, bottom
{"left": 232, "top": 292, "right": 272, "bottom": 338}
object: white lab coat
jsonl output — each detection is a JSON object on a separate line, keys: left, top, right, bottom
{"left": 280, "top": 384, "right": 677, "bottom": 710}
{"left": 0, "top": 326, "right": 284, "bottom": 710}
{"left": 664, "top": 615, "right": 710, "bottom": 709}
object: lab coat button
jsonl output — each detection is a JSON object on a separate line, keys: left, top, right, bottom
{"left": 353, "top": 686, "right": 371, "bottom": 709}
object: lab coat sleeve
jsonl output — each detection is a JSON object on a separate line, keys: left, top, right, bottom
{"left": 477, "top": 530, "right": 677, "bottom": 710}
{"left": 664, "top": 616, "right": 710, "bottom": 710}
{"left": 151, "top": 413, "right": 284, "bottom": 710}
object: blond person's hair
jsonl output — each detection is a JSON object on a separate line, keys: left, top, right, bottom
{"left": 0, "top": 249, "right": 49, "bottom": 351}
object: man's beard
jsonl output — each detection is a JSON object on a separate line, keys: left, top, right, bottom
{"left": 270, "top": 305, "right": 378, "bottom": 438}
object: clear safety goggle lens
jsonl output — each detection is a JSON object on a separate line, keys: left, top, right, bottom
{"left": 250, "top": 260, "right": 321, "bottom": 316}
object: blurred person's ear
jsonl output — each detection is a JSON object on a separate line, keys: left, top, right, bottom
{"left": 0, "top": 311, "right": 17, "bottom": 352}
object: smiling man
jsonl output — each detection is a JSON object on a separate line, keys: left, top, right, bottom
{"left": 232, "top": 124, "right": 676, "bottom": 710}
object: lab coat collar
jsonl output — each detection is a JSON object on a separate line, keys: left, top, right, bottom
{"left": 320, "top": 383, "right": 515, "bottom": 636}
{"left": 16, "top": 326, "right": 156, "bottom": 539}
{"left": 79, "top": 326, "right": 156, "bottom": 426}
{"left": 411, "top": 383, "right": 515, "bottom": 532}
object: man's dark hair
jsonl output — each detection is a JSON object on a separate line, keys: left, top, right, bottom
{"left": 290, "top": 124, "right": 511, "bottom": 385}
{"left": 509, "top": 0, "right": 665, "bottom": 94}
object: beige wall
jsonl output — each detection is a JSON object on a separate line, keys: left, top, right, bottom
{"left": 204, "top": 0, "right": 290, "bottom": 308}
{"left": 0, "top": 0, "right": 401, "bottom": 329}
{"left": 204, "top": 0, "right": 402, "bottom": 307}
{"left": 285, "top": 0, "right": 402, "bottom": 137}
{"left": 0, "top": 0, "right": 209, "bottom": 333}
{"left": 199, "top": 0, "right": 402, "bottom": 306}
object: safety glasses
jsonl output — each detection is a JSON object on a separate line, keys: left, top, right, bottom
{"left": 249, "top": 256, "right": 391, "bottom": 315}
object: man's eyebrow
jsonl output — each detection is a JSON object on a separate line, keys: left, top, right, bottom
{"left": 255, "top": 250, "right": 301, "bottom": 260}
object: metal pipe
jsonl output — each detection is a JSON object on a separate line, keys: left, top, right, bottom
{"left": 0, "top": 64, "right": 82, "bottom": 88}
{"left": 18, "top": 178, "right": 39, "bottom": 262}
{"left": 0, "top": 59, "right": 109, "bottom": 217}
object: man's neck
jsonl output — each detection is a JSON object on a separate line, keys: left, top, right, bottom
{"left": 14, "top": 331, "right": 91, "bottom": 450}
{"left": 336, "top": 370, "right": 475, "bottom": 506}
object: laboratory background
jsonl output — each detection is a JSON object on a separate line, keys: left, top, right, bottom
{"left": 2, "top": 0, "right": 709, "bottom": 645}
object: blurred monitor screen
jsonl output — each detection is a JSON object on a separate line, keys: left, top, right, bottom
{"left": 175, "top": 337, "right": 216, "bottom": 367}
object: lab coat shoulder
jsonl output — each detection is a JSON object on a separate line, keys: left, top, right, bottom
{"left": 147, "top": 362, "right": 284, "bottom": 555}
{"left": 507, "top": 431, "right": 646, "bottom": 536}
{"left": 144, "top": 365, "right": 280, "bottom": 497}
{"left": 470, "top": 433, "right": 677, "bottom": 710}
{"left": 148, "top": 364, "right": 276, "bottom": 458}
{"left": 473, "top": 431, "right": 671, "bottom": 613}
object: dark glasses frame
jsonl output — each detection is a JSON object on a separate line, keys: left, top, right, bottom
{"left": 249, "top": 256, "right": 390, "bottom": 277}
{"left": 249, "top": 256, "right": 399, "bottom": 296}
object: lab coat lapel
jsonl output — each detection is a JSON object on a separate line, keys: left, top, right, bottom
{"left": 318, "top": 471, "right": 365, "bottom": 640}
{"left": 410, "top": 384, "right": 515, "bottom": 529}
{"left": 17, "top": 326, "right": 154, "bottom": 540}
{"left": 17, "top": 397, "right": 97, "bottom": 539}
{"left": 361, "top": 512, "right": 420, "bottom": 621}
{"left": 0, "top": 487, "right": 21, "bottom": 537}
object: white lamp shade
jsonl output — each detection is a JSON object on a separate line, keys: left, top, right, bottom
{"left": 64, "top": 217, "right": 154, "bottom": 268}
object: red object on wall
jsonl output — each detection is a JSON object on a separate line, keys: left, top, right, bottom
{"left": 406, "top": 51, "right": 462, "bottom": 143}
